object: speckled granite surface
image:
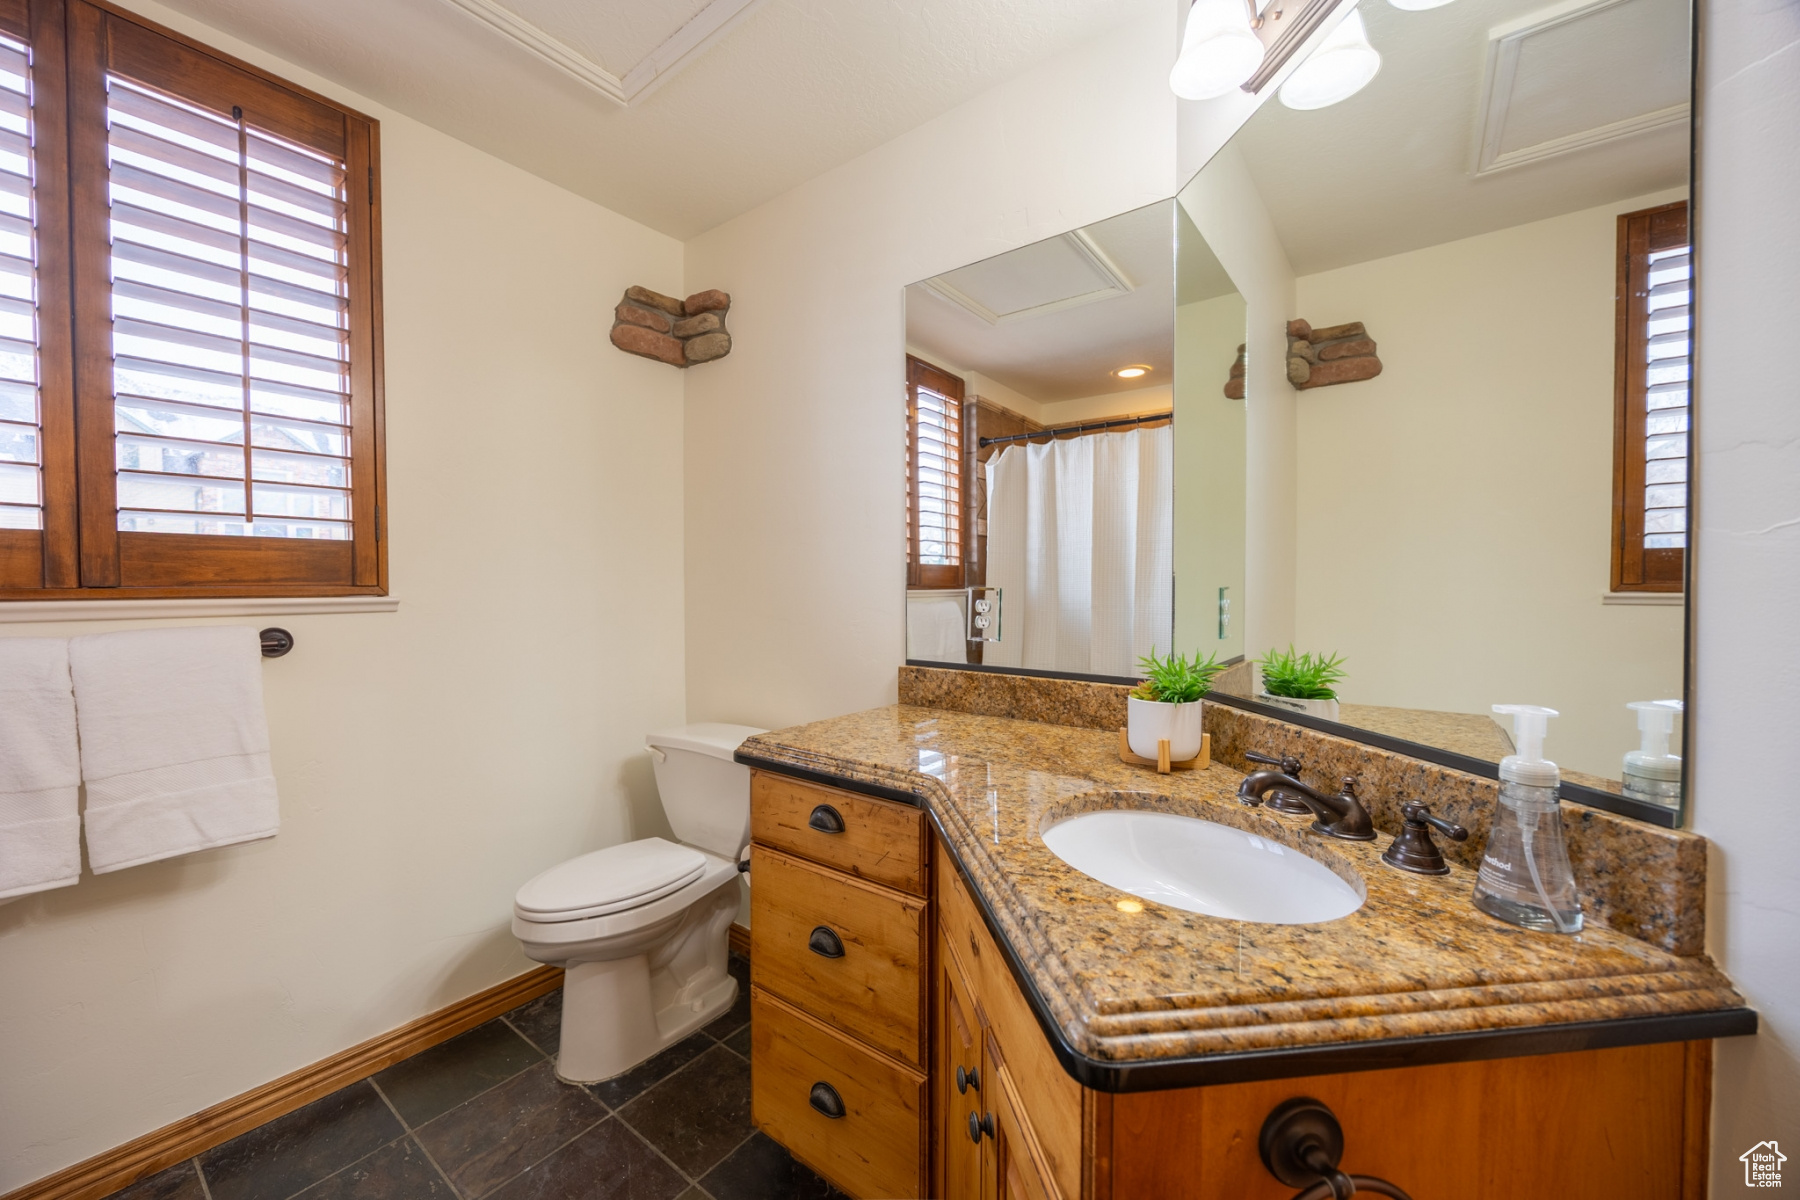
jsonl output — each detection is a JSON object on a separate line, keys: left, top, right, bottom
{"left": 1336, "top": 703, "right": 1514, "bottom": 761}
{"left": 900, "top": 666, "right": 1706, "bottom": 955}
{"left": 740, "top": 704, "right": 1743, "bottom": 1067}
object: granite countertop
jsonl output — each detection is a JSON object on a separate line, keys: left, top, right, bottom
{"left": 740, "top": 704, "right": 1750, "bottom": 1088}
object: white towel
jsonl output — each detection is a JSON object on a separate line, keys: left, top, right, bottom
{"left": 0, "top": 637, "right": 81, "bottom": 899}
{"left": 906, "top": 592, "right": 968, "bottom": 663}
{"left": 70, "top": 626, "right": 279, "bottom": 874}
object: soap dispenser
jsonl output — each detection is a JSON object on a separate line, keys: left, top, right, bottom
{"left": 1622, "top": 700, "right": 1683, "bottom": 808}
{"left": 1472, "top": 705, "right": 1583, "bottom": 933}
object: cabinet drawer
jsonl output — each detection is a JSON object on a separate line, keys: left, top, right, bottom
{"left": 751, "top": 771, "right": 929, "bottom": 895}
{"left": 750, "top": 845, "right": 929, "bottom": 1066}
{"left": 751, "top": 986, "right": 927, "bottom": 1200}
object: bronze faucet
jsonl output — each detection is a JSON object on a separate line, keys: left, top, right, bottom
{"left": 1238, "top": 770, "right": 1377, "bottom": 841}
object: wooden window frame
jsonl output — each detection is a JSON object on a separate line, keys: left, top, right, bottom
{"left": 1610, "top": 200, "right": 1688, "bottom": 594}
{"left": 906, "top": 354, "right": 967, "bottom": 591}
{"left": 0, "top": 0, "right": 385, "bottom": 600}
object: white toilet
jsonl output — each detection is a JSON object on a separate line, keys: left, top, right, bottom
{"left": 512, "top": 722, "right": 766, "bottom": 1083}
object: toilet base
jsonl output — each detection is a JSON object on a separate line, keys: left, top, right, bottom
{"left": 553, "top": 878, "right": 740, "bottom": 1084}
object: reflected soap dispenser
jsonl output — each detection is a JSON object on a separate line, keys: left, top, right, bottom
{"left": 1472, "top": 705, "right": 1583, "bottom": 933}
{"left": 1623, "top": 700, "right": 1683, "bottom": 808}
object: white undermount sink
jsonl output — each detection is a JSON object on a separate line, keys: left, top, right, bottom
{"left": 1040, "top": 809, "right": 1365, "bottom": 924}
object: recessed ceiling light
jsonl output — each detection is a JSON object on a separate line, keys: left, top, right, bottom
{"left": 1114, "top": 365, "right": 1151, "bottom": 379}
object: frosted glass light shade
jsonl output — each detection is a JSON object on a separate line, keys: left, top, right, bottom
{"left": 1387, "top": 0, "right": 1457, "bottom": 10}
{"left": 1169, "top": 0, "right": 1265, "bottom": 100}
{"left": 1279, "top": 9, "right": 1381, "bottom": 109}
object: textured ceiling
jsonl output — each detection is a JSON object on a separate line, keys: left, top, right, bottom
{"left": 147, "top": 0, "right": 1161, "bottom": 239}
{"left": 1224, "top": 0, "right": 1690, "bottom": 275}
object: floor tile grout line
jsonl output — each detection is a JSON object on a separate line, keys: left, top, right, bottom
{"left": 266, "top": 1129, "right": 416, "bottom": 1200}
{"left": 608, "top": 1108, "right": 709, "bottom": 1190}
{"left": 190, "top": 1157, "right": 213, "bottom": 1200}
{"left": 464, "top": 1112, "right": 612, "bottom": 1200}
{"left": 499, "top": 1012, "right": 553, "bottom": 1060}
{"left": 369, "top": 1078, "right": 467, "bottom": 1200}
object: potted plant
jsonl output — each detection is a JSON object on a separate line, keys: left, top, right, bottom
{"left": 1128, "top": 648, "right": 1222, "bottom": 762}
{"left": 1257, "top": 646, "right": 1347, "bottom": 722}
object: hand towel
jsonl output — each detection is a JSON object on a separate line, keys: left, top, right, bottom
{"left": 70, "top": 626, "right": 278, "bottom": 874}
{"left": 906, "top": 591, "right": 969, "bottom": 663}
{"left": 0, "top": 637, "right": 81, "bottom": 899}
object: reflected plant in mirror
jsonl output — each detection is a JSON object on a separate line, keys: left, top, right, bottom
{"left": 1257, "top": 646, "right": 1347, "bottom": 721}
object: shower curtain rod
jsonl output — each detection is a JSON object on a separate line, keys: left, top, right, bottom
{"left": 978, "top": 411, "right": 1173, "bottom": 448}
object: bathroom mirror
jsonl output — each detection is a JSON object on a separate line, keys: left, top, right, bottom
{"left": 902, "top": 200, "right": 1179, "bottom": 679}
{"left": 1177, "top": 0, "right": 1693, "bottom": 824}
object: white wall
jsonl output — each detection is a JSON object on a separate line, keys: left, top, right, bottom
{"left": 682, "top": 7, "right": 1177, "bottom": 730}
{"left": 1173, "top": 291, "right": 1247, "bottom": 662}
{"left": 1291, "top": 192, "right": 1686, "bottom": 778}
{"left": 1177, "top": 146, "right": 1299, "bottom": 655}
{"left": 1037, "top": 383, "right": 1172, "bottom": 427}
{"left": 0, "top": 6, "right": 688, "bottom": 1189}
{"left": 1691, "top": 0, "right": 1800, "bottom": 1187}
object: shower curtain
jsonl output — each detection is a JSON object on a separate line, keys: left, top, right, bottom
{"left": 982, "top": 426, "right": 1173, "bottom": 678}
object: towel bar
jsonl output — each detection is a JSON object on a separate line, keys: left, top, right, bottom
{"left": 259, "top": 628, "right": 294, "bottom": 658}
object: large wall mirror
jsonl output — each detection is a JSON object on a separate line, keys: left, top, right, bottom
{"left": 903, "top": 0, "right": 1693, "bottom": 827}
{"left": 902, "top": 201, "right": 1181, "bottom": 680}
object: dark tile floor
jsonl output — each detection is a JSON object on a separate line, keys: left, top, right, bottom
{"left": 108, "top": 956, "right": 848, "bottom": 1200}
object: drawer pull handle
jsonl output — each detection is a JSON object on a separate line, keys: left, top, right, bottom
{"left": 808, "top": 805, "right": 846, "bottom": 834}
{"left": 968, "top": 1111, "right": 994, "bottom": 1143}
{"left": 955, "top": 1065, "right": 980, "bottom": 1094}
{"left": 809, "top": 1081, "right": 846, "bottom": 1119}
{"left": 808, "top": 925, "right": 846, "bottom": 959}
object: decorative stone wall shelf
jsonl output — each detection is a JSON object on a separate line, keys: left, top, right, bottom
{"left": 1286, "top": 318, "right": 1381, "bottom": 389}
{"left": 611, "top": 286, "right": 732, "bottom": 367}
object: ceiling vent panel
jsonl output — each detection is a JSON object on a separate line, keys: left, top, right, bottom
{"left": 1474, "top": 0, "right": 1688, "bottom": 176}
{"left": 922, "top": 231, "right": 1133, "bottom": 325}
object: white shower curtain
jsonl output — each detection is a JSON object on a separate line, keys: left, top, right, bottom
{"left": 983, "top": 426, "right": 1173, "bottom": 678}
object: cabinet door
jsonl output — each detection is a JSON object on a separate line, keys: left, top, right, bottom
{"left": 987, "top": 1051, "right": 1061, "bottom": 1200}
{"left": 938, "top": 934, "right": 985, "bottom": 1200}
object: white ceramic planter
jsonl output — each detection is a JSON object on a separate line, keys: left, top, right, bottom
{"left": 1127, "top": 696, "right": 1205, "bottom": 761}
{"left": 1258, "top": 692, "right": 1340, "bottom": 722}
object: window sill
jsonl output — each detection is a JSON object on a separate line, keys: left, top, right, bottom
{"left": 0, "top": 595, "right": 399, "bottom": 623}
{"left": 1602, "top": 592, "right": 1684, "bottom": 606}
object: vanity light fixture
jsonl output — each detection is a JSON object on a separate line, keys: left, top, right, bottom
{"left": 1113, "top": 364, "right": 1152, "bottom": 379}
{"left": 1278, "top": 8, "right": 1382, "bottom": 109}
{"left": 1169, "top": 0, "right": 1266, "bottom": 99}
{"left": 1386, "top": 0, "right": 1456, "bottom": 10}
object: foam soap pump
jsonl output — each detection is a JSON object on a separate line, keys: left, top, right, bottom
{"left": 1623, "top": 700, "right": 1684, "bottom": 808}
{"left": 1472, "top": 705, "right": 1583, "bottom": 934}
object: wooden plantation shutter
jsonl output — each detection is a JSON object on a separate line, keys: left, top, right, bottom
{"left": 0, "top": 0, "right": 76, "bottom": 590}
{"left": 1611, "top": 200, "right": 1689, "bottom": 592}
{"left": 906, "top": 354, "right": 966, "bottom": 589}
{"left": 61, "top": 0, "right": 381, "bottom": 594}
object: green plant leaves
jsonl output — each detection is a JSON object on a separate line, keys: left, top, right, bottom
{"left": 1258, "top": 645, "right": 1347, "bottom": 700}
{"left": 1133, "top": 647, "right": 1224, "bottom": 704}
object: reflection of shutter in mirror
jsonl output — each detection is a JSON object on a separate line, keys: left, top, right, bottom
{"left": 1641, "top": 244, "right": 1689, "bottom": 549}
{"left": 106, "top": 76, "right": 351, "bottom": 540}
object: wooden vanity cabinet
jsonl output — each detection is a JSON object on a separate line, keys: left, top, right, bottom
{"left": 748, "top": 769, "right": 1712, "bottom": 1200}
{"left": 747, "top": 771, "right": 932, "bottom": 1199}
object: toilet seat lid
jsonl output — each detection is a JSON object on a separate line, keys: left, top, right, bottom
{"left": 514, "top": 838, "right": 708, "bottom": 922}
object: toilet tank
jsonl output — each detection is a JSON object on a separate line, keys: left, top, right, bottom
{"left": 646, "top": 723, "right": 768, "bottom": 859}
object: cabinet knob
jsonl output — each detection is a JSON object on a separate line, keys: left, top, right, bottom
{"left": 955, "top": 1064, "right": 981, "bottom": 1094}
{"left": 968, "top": 1111, "right": 994, "bottom": 1143}
{"left": 808, "top": 925, "right": 845, "bottom": 959}
{"left": 809, "top": 1081, "right": 846, "bottom": 1119}
{"left": 808, "top": 804, "right": 846, "bottom": 834}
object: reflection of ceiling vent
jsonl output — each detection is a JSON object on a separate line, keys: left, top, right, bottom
{"left": 921, "top": 230, "right": 1133, "bottom": 325}
{"left": 1473, "top": 0, "right": 1688, "bottom": 177}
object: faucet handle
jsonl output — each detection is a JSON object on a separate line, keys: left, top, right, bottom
{"left": 1380, "top": 801, "right": 1469, "bottom": 875}
{"left": 1247, "top": 750, "right": 1303, "bottom": 776}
